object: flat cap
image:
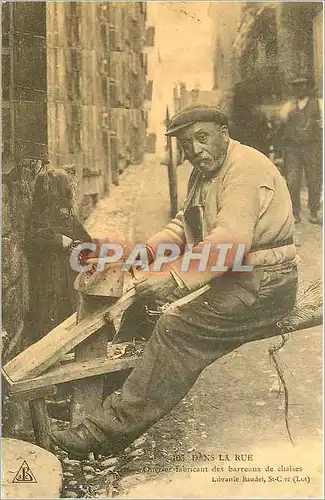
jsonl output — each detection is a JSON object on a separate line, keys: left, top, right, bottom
{"left": 166, "top": 103, "right": 228, "bottom": 136}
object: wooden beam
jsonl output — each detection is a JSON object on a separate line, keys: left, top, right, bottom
{"left": 10, "top": 385, "right": 57, "bottom": 402}
{"left": 71, "top": 296, "right": 116, "bottom": 426}
{"left": 71, "top": 326, "right": 112, "bottom": 426}
{"left": 29, "top": 398, "right": 53, "bottom": 451}
{"left": 3, "top": 355, "right": 138, "bottom": 394}
{"left": 3, "top": 288, "right": 137, "bottom": 382}
{"left": 4, "top": 313, "right": 77, "bottom": 380}
{"left": 4, "top": 278, "right": 322, "bottom": 384}
{"left": 4, "top": 324, "right": 322, "bottom": 395}
{"left": 165, "top": 106, "right": 178, "bottom": 218}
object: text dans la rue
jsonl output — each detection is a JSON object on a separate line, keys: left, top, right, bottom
{"left": 142, "top": 452, "right": 311, "bottom": 485}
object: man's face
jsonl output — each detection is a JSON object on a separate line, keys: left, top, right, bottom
{"left": 177, "top": 122, "right": 229, "bottom": 176}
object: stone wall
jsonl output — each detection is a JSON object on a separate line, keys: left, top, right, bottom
{"left": 2, "top": 2, "right": 47, "bottom": 362}
{"left": 47, "top": 2, "right": 153, "bottom": 216}
{"left": 2, "top": 160, "right": 40, "bottom": 362}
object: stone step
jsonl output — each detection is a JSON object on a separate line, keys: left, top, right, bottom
{"left": 2, "top": 438, "right": 62, "bottom": 499}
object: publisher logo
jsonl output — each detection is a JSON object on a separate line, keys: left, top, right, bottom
{"left": 12, "top": 460, "right": 37, "bottom": 483}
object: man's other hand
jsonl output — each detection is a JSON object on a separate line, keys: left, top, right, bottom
{"left": 133, "top": 272, "right": 177, "bottom": 303}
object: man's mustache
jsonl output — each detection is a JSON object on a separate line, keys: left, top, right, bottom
{"left": 186, "top": 153, "right": 212, "bottom": 161}
{"left": 192, "top": 155, "right": 212, "bottom": 164}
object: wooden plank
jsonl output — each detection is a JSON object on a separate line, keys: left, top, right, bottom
{"left": 62, "top": 353, "right": 75, "bottom": 364}
{"left": 73, "top": 329, "right": 114, "bottom": 425}
{"left": 71, "top": 326, "right": 112, "bottom": 426}
{"left": 4, "top": 312, "right": 77, "bottom": 380}
{"left": 3, "top": 355, "right": 139, "bottom": 394}
{"left": 11, "top": 385, "right": 57, "bottom": 402}
{"left": 4, "top": 288, "right": 137, "bottom": 382}
{"left": 71, "top": 295, "right": 116, "bottom": 426}
{"left": 5, "top": 321, "right": 322, "bottom": 395}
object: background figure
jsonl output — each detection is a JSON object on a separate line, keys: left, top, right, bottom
{"left": 276, "top": 77, "right": 323, "bottom": 224}
{"left": 24, "top": 164, "right": 91, "bottom": 348}
{"left": 231, "top": 81, "right": 272, "bottom": 157}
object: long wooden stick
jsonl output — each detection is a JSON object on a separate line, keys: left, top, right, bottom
{"left": 3, "top": 354, "right": 139, "bottom": 394}
{"left": 29, "top": 398, "right": 53, "bottom": 451}
{"left": 166, "top": 106, "right": 178, "bottom": 217}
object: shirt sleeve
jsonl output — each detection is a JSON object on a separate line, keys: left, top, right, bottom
{"left": 214, "top": 157, "right": 275, "bottom": 252}
{"left": 146, "top": 210, "right": 186, "bottom": 255}
{"left": 168, "top": 157, "right": 276, "bottom": 291}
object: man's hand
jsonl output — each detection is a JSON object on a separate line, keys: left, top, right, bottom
{"left": 79, "top": 235, "right": 128, "bottom": 273}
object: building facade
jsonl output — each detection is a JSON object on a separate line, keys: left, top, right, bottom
{"left": 47, "top": 1, "right": 154, "bottom": 215}
{"left": 210, "top": 2, "right": 323, "bottom": 119}
{"left": 1, "top": 2, "right": 154, "bottom": 362}
{"left": 208, "top": 2, "right": 242, "bottom": 115}
{"left": 172, "top": 82, "right": 221, "bottom": 113}
{"left": 2, "top": 2, "right": 47, "bottom": 363}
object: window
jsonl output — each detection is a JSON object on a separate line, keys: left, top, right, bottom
{"left": 2, "top": 2, "right": 10, "bottom": 46}
{"left": 68, "top": 49, "right": 81, "bottom": 72}
{"left": 68, "top": 73, "right": 81, "bottom": 101}
{"left": 108, "top": 3, "right": 116, "bottom": 26}
{"left": 110, "top": 79, "right": 117, "bottom": 107}
{"left": 100, "top": 58, "right": 108, "bottom": 75}
{"left": 69, "top": 2, "right": 80, "bottom": 19}
{"left": 145, "top": 80, "right": 153, "bottom": 101}
{"left": 101, "top": 109, "right": 109, "bottom": 129}
{"left": 100, "top": 23, "right": 109, "bottom": 52}
{"left": 101, "top": 76, "right": 109, "bottom": 102}
{"left": 100, "top": 4, "right": 109, "bottom": 22}
{"left": 68, "top": 18, "right": 81, "bottom": 46}
{"left": 102, "top": 130, "right": 109, "bottom": 154}
{"left": 145, "top": 26, "right": 155, "bottom": 47}
{"left": 68, "top": 125, "right": 81, "bottom": 154}
{"left": 71, "top": 105, "right": 81, "bottom": 124}
{"left": 109, "top": 26, "right": 117, "bottom": 51}
{"left": 2, "top": 54, "right": 10, "bottom": 101}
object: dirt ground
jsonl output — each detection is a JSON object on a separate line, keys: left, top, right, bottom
{"left": 58, "top": 154, "right": 322, "bottom": 499}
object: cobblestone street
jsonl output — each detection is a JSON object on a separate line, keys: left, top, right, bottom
{"left": 83, "top": 154, "right": 323, "bottom": 499}
{"left": 85, "top": 153, "right": 191, "bottom": 246}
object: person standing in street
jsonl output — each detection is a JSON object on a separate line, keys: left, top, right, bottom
{"left": 277, "top": 76, "right": 323, "bottom": 224}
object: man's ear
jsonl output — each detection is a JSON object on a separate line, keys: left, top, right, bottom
{"left": 221, "top": 125, "right": 229, "bottom": 137}
{"left": 179, "top": 145, "right": 189, "bottom": 161}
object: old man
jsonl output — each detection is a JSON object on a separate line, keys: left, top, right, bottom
{"left": 52, "top": 103, "right": 298, "bottom": 457}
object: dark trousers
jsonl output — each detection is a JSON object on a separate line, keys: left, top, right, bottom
{"left": 84, "top": 264, "right": 298, "bottom": 451}
{"left": 283, "top": 142, "right": 322, "bottom": 217}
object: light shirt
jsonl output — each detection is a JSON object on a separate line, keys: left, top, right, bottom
{"left": 149, "top": 140, "right": 296, "bottom": 278}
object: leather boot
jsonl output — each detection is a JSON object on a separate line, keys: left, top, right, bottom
{"left": 51, "top": 423, "right": 107, "bottom": 459}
